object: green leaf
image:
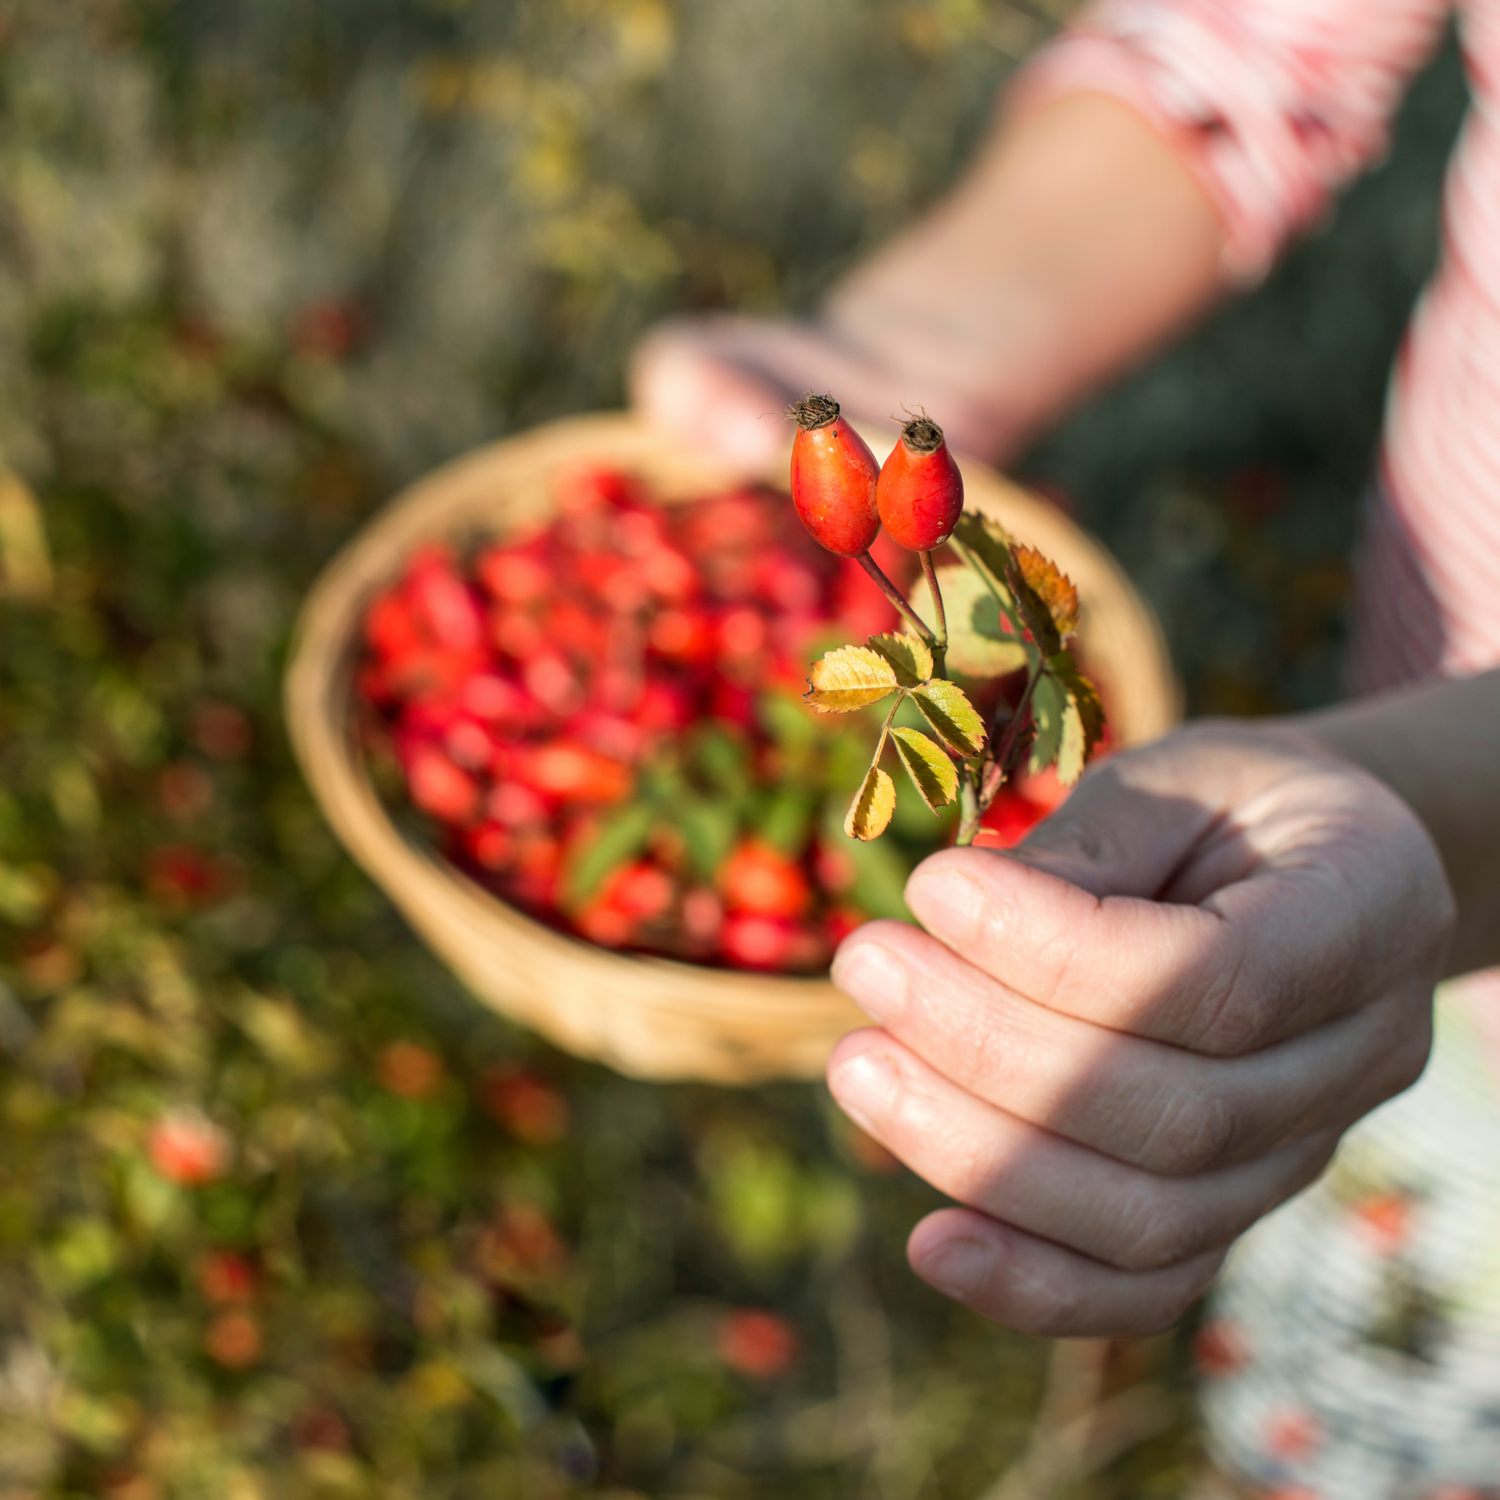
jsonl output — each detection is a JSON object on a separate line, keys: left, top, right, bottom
{"left": 1027, "top": 672, "right": 1066, "bottom": 777}
{"left": 562, "top": 803, "right": 653, "bottom": 905}
{"left": 891, "top": 728, "right": 958, "bottom": 812}
{"left": 951, "top": 511, "right": 1018, "bottom": 598}
{"left": 677, "top": 797, "right": 739, "bottom": 881}
{"left": 865, "top": 632, "right": 932, "bottom": 687}
{"left": 1048, "top": 651, "right": 1106, "bottom": 786}
{"left": 909, "top": 563, "right": 1028, "bottom": 678}
{"left": 844, "top": 764, "right": 896, "bottom": 841}
{"left": 911, "top": 679, "right": 987, "bottom": 758}
{"left": 953, "top": 516, "right": 1078, "bottom": 656}
{"left": 805, "top": 645, "right": 900, "bottom": 713}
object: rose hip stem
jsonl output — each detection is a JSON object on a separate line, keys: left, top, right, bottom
{"left": 856, "top": 552, "right": 940, "bottom": 657}
{"left": 918, "top": 549, "right": 948, "bottom": 671}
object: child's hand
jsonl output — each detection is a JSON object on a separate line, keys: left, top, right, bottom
{"left": 827, "top": 721, "right": 1455, "bottom": 1336}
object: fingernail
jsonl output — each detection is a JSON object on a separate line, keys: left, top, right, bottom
{"left": 828, "top": 1049, "right": 899, "bottom": 1131}
{"left": 830, "top": 941, "right": 907, "bottom": 1025}
{"left": 915, "top": 1236, "right": 992, "bottom": 1299}
{"left": 907, "top": 864, "right": 984, "bottom": 943}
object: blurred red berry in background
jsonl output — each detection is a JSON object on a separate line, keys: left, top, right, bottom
{"left": 719, "top": 839, "right": 811, "bottom": 919}
{"left": 717, "top": 1309, "right": 798, "bottom": 1379}
{"left": 376, "top": 1041, "right": 445, "bottom": 1100}
{"left": 475, "top": 1201, "right": 570, "bottom": 1285}
{"left": 157, "top": 762, "right": 215, "bottom": 821}
{"left": 404, "top": 745, "right": 480, "bottom": 824}
{"left": 481, "top": 1065, "right": 571, "bottom": 1144}
{"left": 974, "top": 792, "right": 1046, "bottom": 851}
{"left": 293, "top": 1406, "right": 353, "bottom": 1453}
{"left": 146, "top": 845, "right": 233, "bottom": 906}
{"left": 205, "top": 1310, "right": 263, "bottom": 1370}
{"left": 149, "top": 1111, "right": 230, "bottom": 1186}
{"left": 189, "top": 699, "right": 253, "bottom": 760}
{"left": 196, "top": 1251, "right": 258, "bottom": 1305}
{"left": 289, "top": 298, "right": 367, "bottom": 362}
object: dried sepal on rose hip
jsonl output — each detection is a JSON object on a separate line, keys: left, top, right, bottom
{"left": 876, "top": 415, "right": 964, "bottom": 553}
{"left": 787, "top": 394, "right": 881, "bottom": 558}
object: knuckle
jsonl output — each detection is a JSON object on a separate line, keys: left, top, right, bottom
{"left": 1109, "top": 1191, "right": 1202, "bottom": 1273}
{"left": 955, "top": 1006, "right": 1020, "bottom": 1097}
{"left": 1008, "top": 1268, "right": 1086, "bottom": 1339}
{"left": 1024, "top": 918, "right": 1090, "bottom": 1008}
{"left": 1136, "top": 1083, "right": 1238, "bottom": 1177}
{"left": 1192, "top": 944, "right": 1273, "bottom": 1057}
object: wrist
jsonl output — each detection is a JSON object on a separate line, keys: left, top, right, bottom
{"left": 1279, "top": 674, "right": 1500, "bottom": 976}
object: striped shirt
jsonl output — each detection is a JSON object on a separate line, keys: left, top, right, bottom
{"left": 1019, "top": 0, "right": 1500, "bottom": 692}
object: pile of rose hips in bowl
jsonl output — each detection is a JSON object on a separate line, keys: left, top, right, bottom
{"left": 354, "top": 462, "right": 1064, "bottom": 974}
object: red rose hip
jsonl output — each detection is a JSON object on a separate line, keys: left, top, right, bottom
{"left": 788, "top": 394, "right": 881, "bottom": 557}
{"left": 876, "top": 415, "right": 963, "bottom": 552}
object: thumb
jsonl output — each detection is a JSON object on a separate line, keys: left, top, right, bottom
{"left": 988, "top": 751, "right": 1225, "bottom": 901}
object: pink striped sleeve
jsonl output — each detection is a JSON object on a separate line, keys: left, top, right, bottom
{"left": 1013, "top": 0, "right": 1453, "bottom": 282}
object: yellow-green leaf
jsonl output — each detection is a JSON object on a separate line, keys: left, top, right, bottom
{"left": 891, "top": 728, "right": 959, "bottom": 812}
{"left": 805, "top": 645, "right": 900, "bottom": 713}
{"left": 1049, "top": 651, "right": 1106, "bottom": 785}
{"left": 912, "top": 679, "right": 987, "bottom": 757}
{"left": 844, "top": 764, "right": 896, "bottom": 841}
{"left": 865, "top": 632, "right": 932, "bottom": 687}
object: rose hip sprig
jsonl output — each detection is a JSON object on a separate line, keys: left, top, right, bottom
{"left": 788, "top": 395, "right": 1106, "bottom": 847}
{"left": 790, "top": 397, "right": 944, "bottom": 665}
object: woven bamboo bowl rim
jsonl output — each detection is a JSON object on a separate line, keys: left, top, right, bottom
{"left": 284, "top": 412, "right": 1180, "bottom": 1085}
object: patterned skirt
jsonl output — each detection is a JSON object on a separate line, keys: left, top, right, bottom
{"left": 1199, "top": 970, "right": 1500, "bottom": 1500}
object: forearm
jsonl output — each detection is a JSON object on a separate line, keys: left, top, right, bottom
{"left": 1293, "top": 669, "right": 1500, "bottom": 976}
{"left": 826, "top": 93, "right": 1230, "bottom": 458}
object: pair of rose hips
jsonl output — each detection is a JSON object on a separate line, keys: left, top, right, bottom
{"left": 788, "top": 394, "right": 963, "bottom": 559}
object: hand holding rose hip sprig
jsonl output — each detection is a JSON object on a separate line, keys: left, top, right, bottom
{"left": 789, "top": 394, "right": 1104, "bottom": 848}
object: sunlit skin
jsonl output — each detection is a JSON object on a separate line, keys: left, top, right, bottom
{"left": 632, "top": 90, "right": 1500, "bottom": 1336}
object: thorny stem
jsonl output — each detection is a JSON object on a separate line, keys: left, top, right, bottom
{"left": 985, "top": 657, "right": 1046, "bottom": 805}
{"left": 955, "top": 762, "right": 981, "bottom": 847}
{"left": 918, "top": 550, "right": 948, "bottom": 677}
{"left": 858, "top": 553, "right": 938, "bottom": 655}
{"left": 956, "top": 654, "right": 1046, "bottom": 847}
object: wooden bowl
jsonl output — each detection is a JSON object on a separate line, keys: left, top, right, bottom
{"left": 284, "top": 413, "right": 1178, "bottom": 1085}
